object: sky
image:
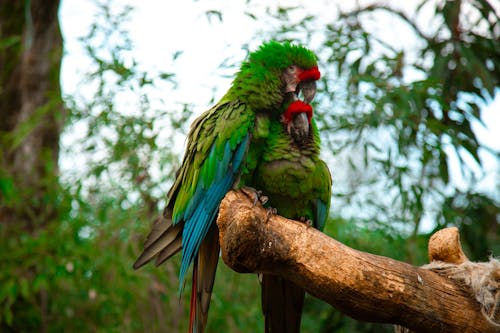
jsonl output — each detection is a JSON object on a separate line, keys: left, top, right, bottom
{"left": 58, "top": 0, "right": 499, "bottom": 231}
{"left": 58, "top": 0, "right": 458, "bottom": 105}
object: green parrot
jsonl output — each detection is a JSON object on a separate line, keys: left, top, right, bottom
{"left": 254, "top": 98, "right": 332, "bottom": 333}
{"left": 133, "top": 41, "right": 331, "bottom": 333}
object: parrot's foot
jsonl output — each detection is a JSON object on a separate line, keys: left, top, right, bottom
{"left": 299, "top": 216, "right": 313, "bottom": 227}
{"left": 265, "top": 207, "right": 277, "bottom": 223}
{"left": 241, "top": 187, "right": 268, "bottom": 206}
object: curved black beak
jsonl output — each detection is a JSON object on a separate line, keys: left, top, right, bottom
{"left": 300, "top": 80, "right": 317, "bottom": 104}
{"left": 289, "top": 112, "right": 309, "bottom": 144}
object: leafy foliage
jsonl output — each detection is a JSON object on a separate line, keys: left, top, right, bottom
{"left": 324, "top": 0, "right": 500, "bottom": 259}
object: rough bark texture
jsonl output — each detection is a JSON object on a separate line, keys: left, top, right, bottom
{"left": 216, "top": 190, "right": 499, "bottom": 333}
{"left": 427, "top": 227, "right": 468, "bottom": 264}
{"left": 0, "top": 2, "right": 62, "bottom": 331}
{"left": 0, "top": 0, "right": 63, "bottom": 228}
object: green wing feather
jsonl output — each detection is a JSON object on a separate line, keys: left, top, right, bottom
{"left": 133, "top": 99, "right": 255, "bottom": 278}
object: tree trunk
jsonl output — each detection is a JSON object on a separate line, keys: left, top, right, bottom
{"left": 0, "top": 1, "right": 62, "bottom": 331}
{"left": 216, "top": 190, "right": 500, "bottom": 333}
{"left": 0, "top": 0, "right": 63, "bottom": 229}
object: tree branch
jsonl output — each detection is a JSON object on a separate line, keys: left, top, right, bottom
{"left": 341, "top": 4, "right": 434, "bottom": 44}
{"left": 216, "top": 190, "right": 499, "bottom": 333}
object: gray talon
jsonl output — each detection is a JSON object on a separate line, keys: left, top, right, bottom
{"left": 265, "top": 207, "right": 277, "bottom": 222}
{"left": 241, "top": 186, "right": 268, "bottom": 207}
{"left": 299, "top": 216, "right": 313, "bottom": 227}
{"left": 241, "top": 186, "right": 260, "bottom": 206}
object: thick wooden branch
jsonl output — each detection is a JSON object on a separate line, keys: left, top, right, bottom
{"left": 216, "top": 190, "right": 499, "bottom": 333}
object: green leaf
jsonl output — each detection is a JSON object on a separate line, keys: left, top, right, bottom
{"left": 0, "top": 35, "right": 21, "bottom": 50}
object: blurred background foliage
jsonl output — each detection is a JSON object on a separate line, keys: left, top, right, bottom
{"left": 0, "top": 0, "right": 499, "bottom": 332}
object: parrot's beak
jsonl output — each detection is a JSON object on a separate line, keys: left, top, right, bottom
{"left": 288, "top": 112, "right": 310, "bottom": 145}
{"left": 290, "top": 82, "right": 314, "bottom": 144}
{"left": 299, "top": 80, "right": 316, "bottom": 104}
{"left": 286, "top": 80, "right": 317, "bottom": 105}
{"left": 281, "top": 85, "right": 314, "bottom": 145}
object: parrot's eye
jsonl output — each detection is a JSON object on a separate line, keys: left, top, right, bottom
{"left": 281, "top": 65, "right": 301, "bottom": 95}
{"left": 287, "top": 65, "right": 298, "bottom": 74}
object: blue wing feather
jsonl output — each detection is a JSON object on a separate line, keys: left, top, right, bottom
{"left": 178, "top": 134, "right": 250, "bottom": 285}
{"left": 315, "top": 199, "right": 328, "bottom": 231}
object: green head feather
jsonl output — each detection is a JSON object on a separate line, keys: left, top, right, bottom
{"left": 226, "top": 41, "right": 319, "bottom": 110}
{"left": 247, "top": 41, "right": 318, "bottom": 71}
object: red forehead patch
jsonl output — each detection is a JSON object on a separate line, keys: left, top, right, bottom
{"left": 298, "top": 66, "right": 321, "bottom": 81}
{"left": 283, "top": 100, "right": 313, "bottom": 123}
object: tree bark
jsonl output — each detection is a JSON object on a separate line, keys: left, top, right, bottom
{"left": 0, "top": 1, "right": 62, "bottom": 331}
{"left": 216, "top": 190, "right": 499, "bottom": 333}
{"left": 0, "top": 0, "right": 63, "bottom": 228}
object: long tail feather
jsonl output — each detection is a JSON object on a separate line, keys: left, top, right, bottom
{"left": 189, "top": 224, "right": 220, "bottom": 333}
{"left": 154, "top": 233, "right": 182, "bottom": 266}
{"left": 133, "top": 211, "right": 183, "bottom": 269}
{"left": 261, "top": 274, "right": 304, "bottom": 333}
{"left": 189, "top": 261, "right": 198, "bottom": 333}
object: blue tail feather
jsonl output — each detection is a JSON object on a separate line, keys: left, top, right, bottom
{"left": 178, "top": 134, "right": 249, "bottom": 288}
